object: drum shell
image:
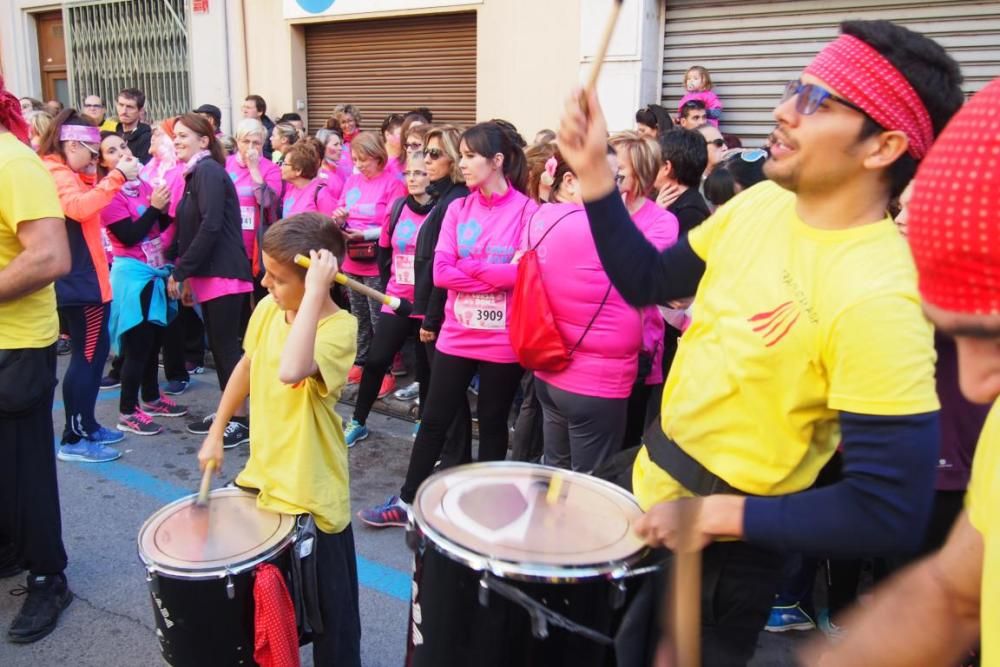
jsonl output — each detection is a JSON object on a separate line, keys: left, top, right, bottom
{"left": 146, "top": 543, "right": 295, "bottom": 667}
{"left": 406, "top": 532, "right": 639, "bottom": 667}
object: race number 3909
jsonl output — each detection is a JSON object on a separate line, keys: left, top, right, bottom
{"left": 454, "top": 292, "right": 507, "bottom": 330}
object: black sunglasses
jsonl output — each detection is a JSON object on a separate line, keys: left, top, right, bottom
{"left": 425, "top": 148, "right": 445, "bottom": 161}
{"left": 706, "top": 138, "right": 726, "bottom": 148}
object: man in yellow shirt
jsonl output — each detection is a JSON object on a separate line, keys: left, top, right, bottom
{"left": 801, "top": 76, "right": 1000, "bottom": 667}
{"left": 559, "top": 20, "right": 965, "bottom": 665}
{"left": 0, "top": 76, "right": 73, "bottom": 643}
{"left": 198, "top": 212, "right": 361, "bottom": 666}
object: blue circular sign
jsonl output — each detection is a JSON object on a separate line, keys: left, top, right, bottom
{"left": 296, "top": 0, "right": 335, "bottom": 13}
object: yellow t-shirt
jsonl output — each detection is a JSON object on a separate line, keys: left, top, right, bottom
{"left": 966, "top": 401, "right": 999, "bottom": 667}
{"left": 0, "top": 133, "right": 63, "bottom": 348}
{"left": 236, "top": 295, "right": 358, "bottom": 534}
{"left": 633, "top": 181, "right": 939, "bottom": 508}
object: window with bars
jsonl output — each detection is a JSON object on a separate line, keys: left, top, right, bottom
{"left": 65, "top": 0, "right": 190, "bottom": 123}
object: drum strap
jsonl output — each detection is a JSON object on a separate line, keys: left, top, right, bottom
{"left": 642, "top": 421, "right": 747, "bottom": 497}
{"left": 290, "top": 515, "right": 325, "bottom": 636}
{"left": 481, "top": 573, "right": 615, "bottom": 646}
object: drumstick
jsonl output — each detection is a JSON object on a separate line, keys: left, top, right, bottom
{"left": 294, "top": 254, "right": 413, "bottom": 317}
{"left": 545, "top": 472, "right": 565, "bottom": 505}
{"left": 194, "top": 460, "right": 216, "bottom": 508}
{"left": 669, "top": 500, "right": 702, "bottom": 666}
{"left": 582, "top": 0, "right": 625, "bottom": 112}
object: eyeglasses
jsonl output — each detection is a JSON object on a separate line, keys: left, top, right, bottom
{"left": 79, "top": 142, "right": 100, "bottom": 157}
{"left": 403, "top": 170, "right": 428, "bottom": 178}
{"left": 705, "top": 138, "right": 726, "bottom": 149}
{"left": 425, "top": 148, "right": 445, "bottom": 161}
{"left": 782, "top": 80, "right": 866, "bottom": 116}
{"left": 404, "top": 142, "right": 423, "bottom": 151}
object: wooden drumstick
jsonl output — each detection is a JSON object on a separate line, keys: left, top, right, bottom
{"left": 293, "top": 253, "right": 413, "bottom": 317}
{"left": 582, "top": 0, "right": 625, "bottom": 113}
{"left": 546, "top": 472, "right": 565, "bottom": 505}
{"left": 669, "top": 500, "right": 702, "bottom": 666}
{"left": 194, "top": 460, "right": 216, "bottom": 508}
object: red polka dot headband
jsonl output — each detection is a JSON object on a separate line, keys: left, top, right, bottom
{"left": 908, "top": 77, "right": 1000, "bottom": 316}
{"left": 804, "top": 34, "right": 934, "bottom": 160}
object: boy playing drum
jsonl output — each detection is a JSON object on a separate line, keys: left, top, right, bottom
{"left": 197, "top": 212, "right": 361, "bottom": 666}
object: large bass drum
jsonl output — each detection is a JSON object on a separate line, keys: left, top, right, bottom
{"left": 137, "top": 487, "right": 297, "bottom": 666}
{"left": 406, "top": 462, "right": 649, "bottom": 667}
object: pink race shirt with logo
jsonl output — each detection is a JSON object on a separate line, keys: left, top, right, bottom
{"left": 379, "top": 198, "right": 429, "bottom": 317}
{"left": 318, "top": 163, "right": 346, "bottom": 203}
{"left": 225, "top": 153, "right": 282, "bottom": 260}
{"left": 433, "top": 186, "right": 538, "bottom": 363}
{"left": 337, "top": 169, "right": 407, "bottom": 277}
{"left": 100, "top": 181, "right": 169, "bottom": 266}
{"left": 282, "top": 178, "right": 339, "bottom": 218}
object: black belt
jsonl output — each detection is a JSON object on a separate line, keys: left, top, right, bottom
{"left": 642, "top": 421, "right": 747, "bottom": 497}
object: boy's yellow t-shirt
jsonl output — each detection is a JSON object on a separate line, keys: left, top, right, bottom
{"left": 966, "top": 401, "right": 999, "bottom": 667}
{"left": 236, "top": 295, "right": 358, "bottom": 534}
{"left": 633, "top": 180, "right": 940, "bottom": 508}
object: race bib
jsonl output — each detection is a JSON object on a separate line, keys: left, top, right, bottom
{"left": 393, "top": 253, "right": 415, "bottom": 286}
{"left": 141, "top": 237, "right": 165, "bottom": 269}
{"left": 240, "top": 205, "right": 255, "bottom": 231}
{"left": 454, "top": 292, "right": 507, "bottom": 330}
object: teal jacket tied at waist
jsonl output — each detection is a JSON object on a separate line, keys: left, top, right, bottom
{"left": 109, "top": 257, "right": 176, "bottom": 354}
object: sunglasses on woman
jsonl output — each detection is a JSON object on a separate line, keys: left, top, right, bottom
{"left": 706, "top": 138, "right": 726, "bottom": 148}
{"left": 425, "top": 148, "right": 446, "bottom": 161}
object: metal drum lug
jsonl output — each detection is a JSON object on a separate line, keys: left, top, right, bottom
{"left": 477, "top": 573, "right": 489, "bottom": 607}
{"left": 225, "top": 570, "right": 235, "bottom": 600}
{"left": 610, "top": 580, "right": 627, "bottom": 610}
{"left": 145, "top": 569, "right": 159, "bottom": 595}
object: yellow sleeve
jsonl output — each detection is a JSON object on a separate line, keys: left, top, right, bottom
{"left": 686, "top": 188, "right": 743, "bottom": 260}
{"left": 309, "top": 312, "right": 358, "bottom": 398}
{"left": 0, "top": 156, "right": 63, "bottom": 230}
{"left": 965, "top": 403, "right": 1000, "bottom": 533}
{"left": 823, "top": 293, "right": 939, "bottom": 415}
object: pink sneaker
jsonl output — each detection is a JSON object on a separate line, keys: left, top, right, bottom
{"left": 347, "top": 365, "right": 363, "bottom": 385}
{"left": 117, "top": 409, "right": 163, "bottom": 436}
{"left": 142, "top": 395, "right": 189, "bottom": 418}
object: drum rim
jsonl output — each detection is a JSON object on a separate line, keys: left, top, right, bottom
{"left": 409, "top": 461, "right": 648, "bottom": 582}
{"left": 137, "top": 487, "right": 296, "bottom": 579}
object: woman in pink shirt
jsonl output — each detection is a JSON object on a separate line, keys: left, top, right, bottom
{"left": 609, "top": 131, "right": 680, "bottom": 452}
{"left": 315, "top": 127, "right": 346, "bottom": 200}
{"left": 280, "top": 141, "right": 338, "bottom": 218}
{"left": 360, "top": 121, "right": 536, "bottom": 525}
{"left": 330, "top": 104, "right": 361, "bottom": 180}
{"left": 225, "top": 118, "right": 281, "bottom": 292}
{"left": 343, "top": 153, "right": 436, "bottom": 446}
{"left": 332, "top": 131, "right": 407, "bottom": 382}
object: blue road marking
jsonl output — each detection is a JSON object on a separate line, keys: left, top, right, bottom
{"left": 54, "top": 439, "right": 412, "bottom": 602}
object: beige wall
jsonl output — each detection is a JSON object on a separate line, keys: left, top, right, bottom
{"left": 243, "top": 0, "right": 581, "bottom": 138}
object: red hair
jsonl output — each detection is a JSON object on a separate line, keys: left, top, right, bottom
{"left": 0, "top": 76, "right": 30, "bottom": 145}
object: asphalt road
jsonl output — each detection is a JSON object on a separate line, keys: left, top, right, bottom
{"left": 0, "top": 355, "right": 813, "bottom": 666}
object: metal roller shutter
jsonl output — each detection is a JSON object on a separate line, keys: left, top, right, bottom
{"left": 305, "top": 12, "right": 476, "bottom": 134}
{"left": 662, "top": 0, "right": 1000, "bottom": 146}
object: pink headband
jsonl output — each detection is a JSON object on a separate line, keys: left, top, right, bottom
{"left": 804, "top": 34, "right": 934, "bottom": 160}
{"left": 59, "top": 124, "right": 101, "bottom": 143}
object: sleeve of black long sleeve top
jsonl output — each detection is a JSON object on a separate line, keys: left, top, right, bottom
{"left": 104, "top": 205, "right": 163, "bottom": 247}
{"left": 583, "top": 189, "right": 705, "bottom": 306}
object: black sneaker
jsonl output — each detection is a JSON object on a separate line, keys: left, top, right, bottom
{"left": 7, "top": 573, "right": 73, "bottom": 643}
{"left": 222, "top": 421, "right": 250, "bottom": 449}
{"left": 99, "top": 375, "right": 121, "bottom": 390}
{"left": 186, "top": 413, "right": 215, "bottom": 435}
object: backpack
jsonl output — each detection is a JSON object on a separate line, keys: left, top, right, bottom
{"left": 509, "top": 208, "right": 610, "bottom": 371}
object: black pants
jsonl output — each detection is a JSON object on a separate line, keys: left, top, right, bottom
{"left": 59, "top": 303, "right": 110, "bottom": 440}
{"left": 201, "top": 293, "right": 248, "bottom": 392}
{"left": 424, "top": 339, "right": 473, "bottom": 469}
{"left": 354, "top": 312, "right": 430, "bottom": 425}
{"left": 510, "top": 372, "right": 544, "bottom": 463}
{"left": 616, "top": 542, "right": 781, "bottom": 667}
{"left": 312, "top": 524, "right": 361, "bottom": 667}
{"left": 119, "top": 282, "right": 164, "bottom": 414}
{"left": 400, "top": 350, "right": 522, "bottom": 503}
{"left": 0, "top": 345, "right": 68, "bottom": 575}
{"left": 161, "top": 304, "right": 204, "bottom": 383}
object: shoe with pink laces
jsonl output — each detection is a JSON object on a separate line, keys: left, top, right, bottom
{"left": 117, "top": 409, "right": 163, "bottom": 436}
{"left": 142, "top": 395, "right": 189, "bottom": 418}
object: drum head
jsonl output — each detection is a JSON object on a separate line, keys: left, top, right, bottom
{"left": 412, "top": 462, "right": 646, "bottom": 580}
{"left": 138, "top": 487, "right": 295, "bottom": 578}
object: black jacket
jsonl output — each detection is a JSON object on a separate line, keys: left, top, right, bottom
{"left": 116, "top": 122, "right": 153, "bottom": 164}
{"left": 412, "top": 178, "right": 469, "bottom": 332}
{"left": 170, "top": 157, "right": 253, "bottom": 283}
{"left": 668, "top": 186, "right": 711, "bottom": 235}
{"left": 261, "top": 115, "right": 276, "bottom": 161}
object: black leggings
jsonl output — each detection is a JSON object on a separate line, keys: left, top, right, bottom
{"left": 59, "top": 303, "right": 110, "bottom": 440}
{"left": 400, "top": 350, "right": 523, "bottom": 503}
{"left": 120, "top": 282, "right": 164, "bottom": 414}
{"left": 353, "top": 312, "right": 430, "bottom": 425}
{"left": 201, "top": 292, "right": 248, "bottom": 393}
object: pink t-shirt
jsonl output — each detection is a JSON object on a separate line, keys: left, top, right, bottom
{"left": 225, "top": 154, "right": 282, "bottom": 260}
{"left": 337, "top": 139, "right": 355, "bottom": 181}
{"left": 337, "top": 169, "right": 407, "bottom": 277}
{"left": 433, "top": 186, "right": 538, "bottom": 364}
{"left": 679, "top": 90, "right": 723, "bottom": 127}
{"left": 318, "top": 163, "right": 345, "bottom": 203}
{"left": 379, "top": 197, "right": 429, "bottom": 317}
{"left": 384, "top": 158, "right": 405, "bottom": 184}
{"left": 528, "top": 202, "right": 644, "bottom": 399}
{"left": 100, "top": 182, "right": 169, "bottom": 266}
{"left": 630, "top": 198, "right": 680, "bottom": 385}
{"left": 187, "top": 276, "right": 253, "bottom": 304}
{"left": 282, "top": 178, "right": 339, "bottom": 218}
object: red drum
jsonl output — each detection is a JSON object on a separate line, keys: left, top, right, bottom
{"left": 406, "top": 462, "right": 649, "bottom": 667}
